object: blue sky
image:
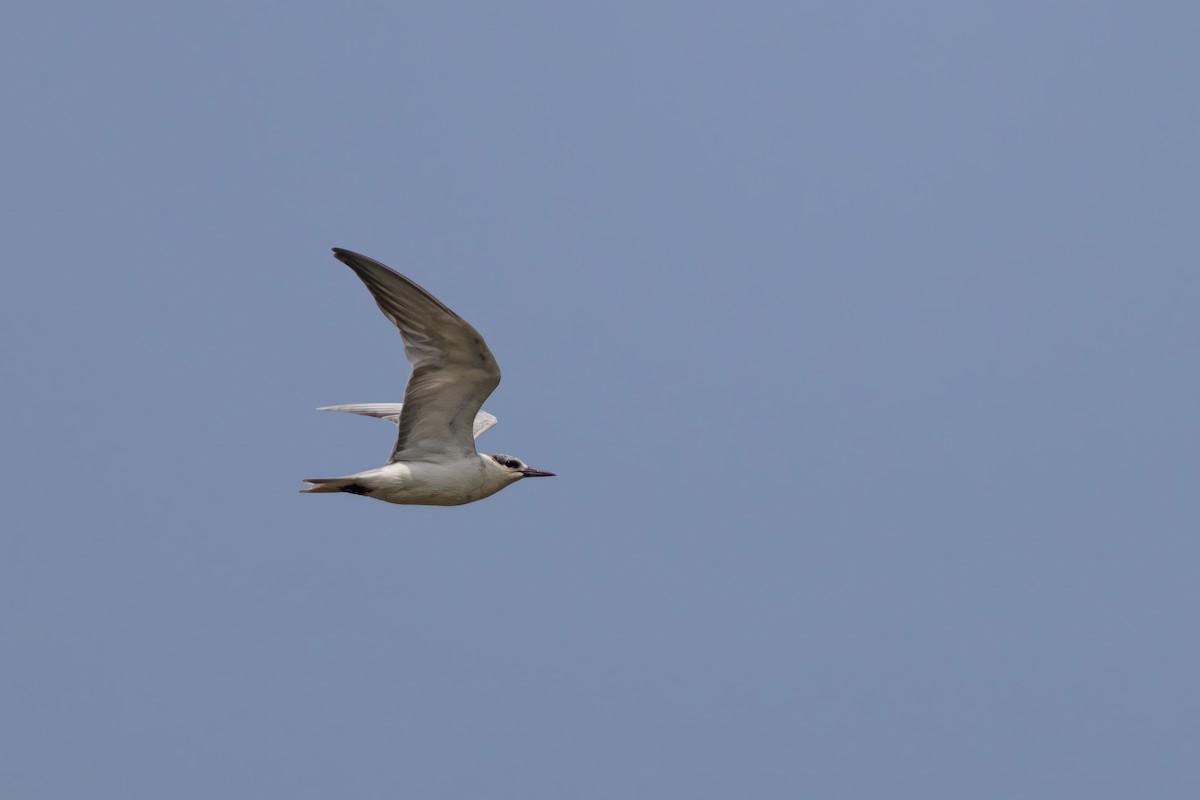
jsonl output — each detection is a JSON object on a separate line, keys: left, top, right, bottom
{"left": 3, "top": 2, "right": 1199, "bottom": 797}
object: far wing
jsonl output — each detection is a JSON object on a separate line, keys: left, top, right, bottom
{"left": 317, "top": 404, "right": 498, "bottom": 439}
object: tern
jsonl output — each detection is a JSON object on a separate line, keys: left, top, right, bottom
{"left": 301, "top": 248, "right": 554, "bottom": 505}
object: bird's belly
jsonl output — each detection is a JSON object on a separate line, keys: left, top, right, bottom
{"left": 365, "top": 461, "right": 498, "bottom": 506}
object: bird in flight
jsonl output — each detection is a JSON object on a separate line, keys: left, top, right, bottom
{"left": 302, "top": 248, "right": 554, "bottom": 505}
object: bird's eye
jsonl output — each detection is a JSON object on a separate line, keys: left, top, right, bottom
{"left": 505, "top": 459, "right": 520, "bottom": 469}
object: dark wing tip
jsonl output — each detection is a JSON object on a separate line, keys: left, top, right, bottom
{"left": 331, "top": 247, "right": 399, "bottom": 285}
{"left": 331, "top": 247, "right": 398, "bottom": 277}
{"left": 331, "top": 247, "right": 367, "bottom": 266}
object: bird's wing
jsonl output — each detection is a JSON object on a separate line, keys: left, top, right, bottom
{"left": 317, "top": 404, "right": 498, "bottom": 439}
{"left": 332, "top": 248, "right": 501, "bottom": 462}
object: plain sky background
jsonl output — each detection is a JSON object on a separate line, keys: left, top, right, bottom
{"left": 3, "top": 1, "right": 1198, "bottom": 797}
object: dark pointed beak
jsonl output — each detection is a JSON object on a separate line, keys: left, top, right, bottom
{"left": 519, "top": 467, "right": 556, "bottom": 478}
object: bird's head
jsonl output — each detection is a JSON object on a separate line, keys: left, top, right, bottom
{"left": 488, "top": 453, "right": 556, "bottom": 481}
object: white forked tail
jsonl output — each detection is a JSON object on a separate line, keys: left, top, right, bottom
{"left": 300, "top": 477, "right": 370, "bottom": 495}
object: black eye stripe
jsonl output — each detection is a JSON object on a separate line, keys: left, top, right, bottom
{"left": 490, "top": 454, "right": 522, "bottom": 470}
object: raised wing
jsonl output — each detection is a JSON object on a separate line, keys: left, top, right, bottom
{"left": 332, "top": 248, "right": 501, "bottom": 462}
{"left": 317, "top": 403, "right": 498, "bottom": 439}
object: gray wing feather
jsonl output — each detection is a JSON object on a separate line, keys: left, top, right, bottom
{"left": 317, "top": 404, "right": 498, "bottom": 439}
{"left": 331, "top": 249, "right": 501, "bottom": 462}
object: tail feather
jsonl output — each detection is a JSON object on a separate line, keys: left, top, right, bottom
{"left": 301, "top": 478, "right": 371, "bottom": 496}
